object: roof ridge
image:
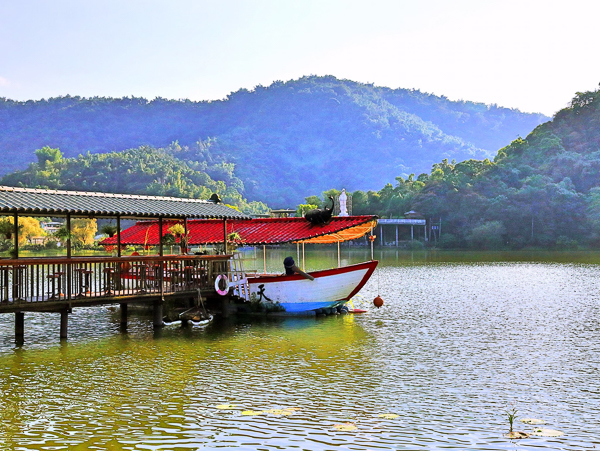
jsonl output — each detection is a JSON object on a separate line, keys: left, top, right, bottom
{"left": 0, "top": 185, "right": 210, "bottom": 203}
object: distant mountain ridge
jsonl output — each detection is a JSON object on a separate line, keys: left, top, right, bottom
{"left": 0, "top": 76, "right": 548, "bottom": 206}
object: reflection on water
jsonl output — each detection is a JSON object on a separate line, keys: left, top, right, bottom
{"left": 1, "top": 250, "right": 600, "bottom": 450}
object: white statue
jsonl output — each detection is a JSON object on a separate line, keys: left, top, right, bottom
{"left": 338, "top": 189, "right": 348, "bottom": 216}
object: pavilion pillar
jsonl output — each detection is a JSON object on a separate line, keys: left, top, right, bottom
{"left": 302, "top": 243, "right": 305, "bottom": 271}
{"left": 380, "top": 225, "right": 384, "bottom": 247}
{"left": 158, "top": 218, "right": 163, "bottom": 257}
{"left": 15, "top": 312, "right": 24, "bottom": 340}
{"left": 158, "top": 218, "right": 164, "bottom": 300}
{"left": 263, "top": 245, "right": 266, "bottom": 274}
{"left": 60, "top": 309, "right": 68, "bottom": 339}
{"left": 411, "top": 225, "right": 414, "bottom": 240}
{"left": 66, "top": 214, "right": 72, "bottom": 302}
{"left": 183, "top": 218, "right": 188, "bottom": 254}
{"left": 117, "top": 216, "right": 121, "bottom": 257}
{"left": 370, "top": 225, "right": 374, "bottom": 261}
{"left": 396, "top": 225, "right": 399, "bottom": 247}
{"left": 223, "top": 220, "right": 228, "bottom": 254}
{"left": 13, "top": 213, "right": 18, "bottom": 259}
{"left": 66, "top": 214, "right": 71, "bottom": 258}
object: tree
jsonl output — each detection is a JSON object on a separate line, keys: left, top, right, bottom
{"left": 72, "top": 219, "right": 97, "bottom": 246}
{"left": 0, "top": 216, "right": 44, "bottom": 245}
{"left": 35, "top": 146, "right": 63, "bottom": 166}
{"left": 467, "top": 221, "right": 506, "bottom": 249}
{"left": 296, "top": 203, "right": 318, "bottom": 217}
{"left": 100, "top": 223, "right": 119, "bottom": 237}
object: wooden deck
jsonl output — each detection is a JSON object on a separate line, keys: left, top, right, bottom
{"left": 0, "top": 254, "right": 231, "bottom": 313}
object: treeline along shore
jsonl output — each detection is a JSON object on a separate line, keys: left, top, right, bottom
{"left": 305, "top": 86, "right": 600, "bottom": 250}
{"left": 1, "top": 78, "right": 599, "bottom": 250}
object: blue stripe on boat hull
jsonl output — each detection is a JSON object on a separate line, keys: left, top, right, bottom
{"left": 279, "top": 301, "right": 343, "bottom": 313}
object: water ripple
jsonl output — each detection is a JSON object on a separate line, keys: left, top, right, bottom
{"left": 1, "top": 256, "right": 600, "bottom": 449}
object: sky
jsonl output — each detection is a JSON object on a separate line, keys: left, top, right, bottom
{"left": 0, "top": 0, "right": 598, "bottom": 116}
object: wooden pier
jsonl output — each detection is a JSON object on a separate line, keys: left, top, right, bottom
{"left": 0, "top": 185, "right": 249, "bottom": 342}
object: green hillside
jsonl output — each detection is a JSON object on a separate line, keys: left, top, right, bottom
{"left": 0, "top": 76, "right": 547, "bottom": 206}
{"left": 339, "top": 86, "right": 600, "bottom": 248}
{"left": 0, "top": 144, "right": 269, "bottom": 216}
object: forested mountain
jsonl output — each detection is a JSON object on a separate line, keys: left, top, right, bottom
{"left": 0, "top": 145, "right": 269, "bottom": 215}
{"left": 336, "top": 86, "right": 600, "bottom": 249}
{"left": 0, "top": 76, "right": 547, "bottom": 206}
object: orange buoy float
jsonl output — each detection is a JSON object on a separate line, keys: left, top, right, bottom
{"left": 373, "top": 296, "right": 384, "bottom": 308}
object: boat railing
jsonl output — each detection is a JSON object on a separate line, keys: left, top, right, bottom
{"left": 0, "top": 254, "right": 232, "bottom": 308}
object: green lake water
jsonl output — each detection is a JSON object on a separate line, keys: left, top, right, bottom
{"left": 1, "top": 248, "right": 600, "bottom": 450}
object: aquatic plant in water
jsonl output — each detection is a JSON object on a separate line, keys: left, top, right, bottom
{"left": 506, "top": 403, "right": 518, "bottom": 432}
{"left": 530, "top": 428, "right": 564, "bottom": 437}
{"left": 521, "top": 418, "right": 545, "bottom": 425}
{"left": 503, "top": 402, "right": 529, "bottom": 439}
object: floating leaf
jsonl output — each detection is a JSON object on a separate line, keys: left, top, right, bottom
{"left": 378, "top": 413, "right": 399, "bottom": 419}
{"left": 216, "top": 404, "right": 236, "bottom": 410}
{"left": 265, "top": 409, "right": 294, "bottom": 416}
{"left": 521, "top": 418, "right": 545, "bottom": 425}
{"left": 504, "top": 431, "right": 529, "bottom": 439}
{"left": 334, "top": 422, "right": 357, "bottom": 431}
{"left": 241, "top": 410, "right": 264, "bottom": 416}
{"left": 530, "top": 428, "right": 564, "bottom": 437}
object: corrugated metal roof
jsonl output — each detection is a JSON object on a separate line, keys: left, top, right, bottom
{"left": 0, "top": 185, "right": 249, "bottom": 219}
{"left": 100, "top": 216, "right": 378, "bottom": 246}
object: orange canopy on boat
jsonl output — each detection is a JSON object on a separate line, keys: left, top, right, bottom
{"left": 100, "top": 216, "right": 378, "bottom": 247}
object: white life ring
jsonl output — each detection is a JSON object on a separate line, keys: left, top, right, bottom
{"left": 215, "top": 274, "right": 229, "bottom": 296}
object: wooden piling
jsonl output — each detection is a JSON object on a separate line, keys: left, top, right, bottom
{"left": 120, "top": 303, "right": 128, "bottom": 327}
{"left": 60, "top": 309, "right": 68, "bottom": 339}
{"left": 153, "top": 299, "right": 164, "bottom": 328}
{"left": 15, "top": 312, "right": 24, "bottom": 339}
{"left": 221, "top": 297, "right": 230, "bottom": 318}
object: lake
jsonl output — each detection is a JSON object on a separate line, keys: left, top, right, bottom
{"left": 1, "top": 248, "right": 599, "bottom": 450}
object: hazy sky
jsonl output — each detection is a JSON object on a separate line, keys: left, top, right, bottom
{"left": 1, "top": 0, "right": 598, "bottom": 116}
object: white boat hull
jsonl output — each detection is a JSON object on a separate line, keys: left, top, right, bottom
{"left": 247, "top": 261, "right": 378, "bottom": 313}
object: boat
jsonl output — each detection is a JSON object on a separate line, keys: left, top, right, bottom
{"left": 246, "top": 260, "right": 378, "bottom": 313}
{"left": 102, "top": 215, "right": 380, "bottom": 315}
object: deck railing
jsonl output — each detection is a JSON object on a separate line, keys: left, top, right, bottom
{"left": 0, "top": 255, "right": 231, "bottom": 307}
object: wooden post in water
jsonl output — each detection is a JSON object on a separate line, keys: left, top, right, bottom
{"left": 120, "top": 303, "right": 128, "bottom": 328}
{"left": 153, "top": 299, "right": 164, "bottom": 328}
{"left": 15, "top": 312, "right": 24, "bottom": 340}
{"left": 221, "top": 297, "right": 230, "bottom": 318}
{"left": 60, "top": 309, "right": 68, "bottom": 339}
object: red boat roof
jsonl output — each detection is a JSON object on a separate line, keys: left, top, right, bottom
{"left": 100, "top": 216, "right": 378, "bottom": 247}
